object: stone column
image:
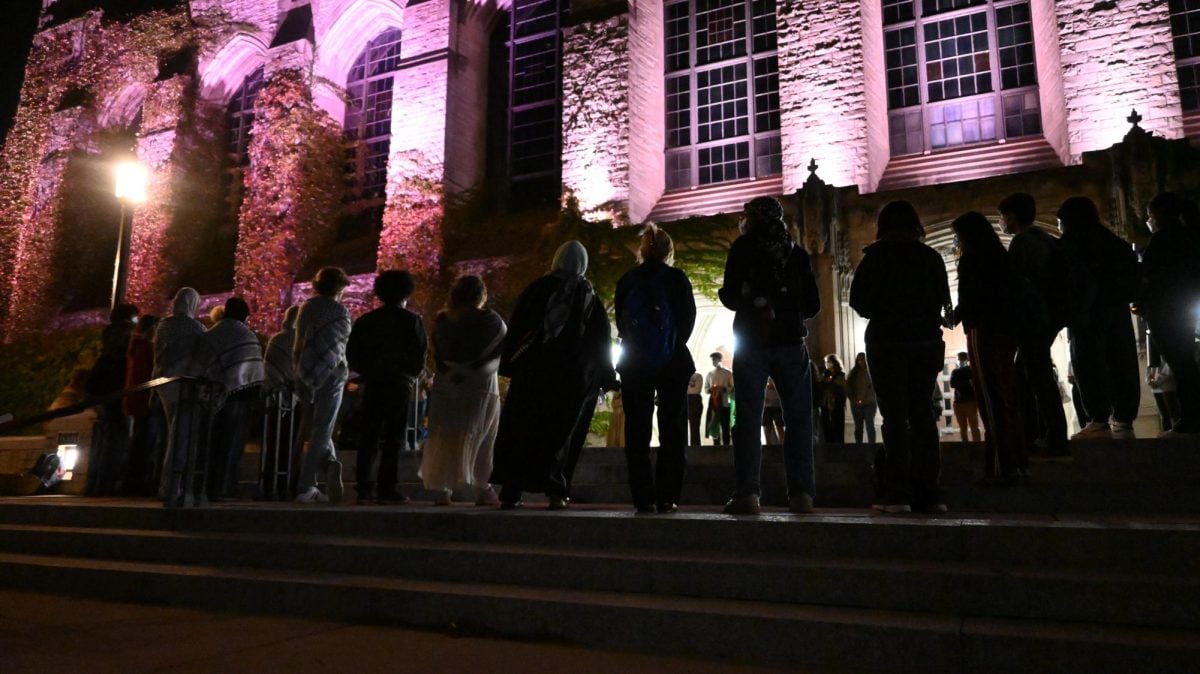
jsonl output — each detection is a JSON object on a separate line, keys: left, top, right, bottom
{"left": 2, "top": 108, "right": 88, "bottom": 335}
{"left": 125, "top": 76, "right": 190, "bottom": 314}
{"left": 1055, "top": 0, "right": 1183, "bottom": 157}
{"left": 561, "top": 12, "right": 632, "bottom": 223}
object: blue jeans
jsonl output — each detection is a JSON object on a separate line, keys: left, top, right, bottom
{"left": 298, "top": 377, "right": 345, "bottom": 492}
{"left": 731, "top": 343, "right": 815, "bottom": 499}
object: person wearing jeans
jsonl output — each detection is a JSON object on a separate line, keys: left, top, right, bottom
{"left": 718, "top": 197, "right": 821, "bottom": 516}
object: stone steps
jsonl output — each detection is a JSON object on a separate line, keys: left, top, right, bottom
{"left": 0, "top": 499, "right": 1198, "bottom": 672}
{"left": 240, "top": 439, "right": 1200, "bottom": 513}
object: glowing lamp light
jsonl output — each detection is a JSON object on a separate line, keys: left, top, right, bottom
{"left": 611, "top": 342, "right": 624, "bottom": 367}
{"left": 56, "top": 444, "right": 79, "bottom": 480}
{"left": 114, "top": 161, "right": 149, "bottom": 204}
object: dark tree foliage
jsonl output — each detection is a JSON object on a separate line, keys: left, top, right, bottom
{"left": 44, "top": 0, "right": 185, "bottom": 26}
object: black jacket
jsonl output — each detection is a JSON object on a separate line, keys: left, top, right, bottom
{"left": 346, "top": 304, "right": 427, "bottom": 386}
{"left": 718, "top": 235, "right": 820, "bottom": 348}
{"left": 849, "top": 238, "right": 950, "bottom": 345}
{"left": 614, "top": 261, "right": 697, "bottom": 376}
{"left": 1060, "top": 223, "right": 1138, "bottom": 311}
{"left": 956, "top": 251, "right": 1022, "bottom": 336}
{"left": 1140, "top": 225, "right": 1200, "bottom": 319}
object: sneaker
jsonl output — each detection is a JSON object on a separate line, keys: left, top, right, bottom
{"left": 1111, "top": 421, "right": 1136, "bottom": 440}
{"left": 325, "top": 459, "right": 344, "bottom": 503}
{"left": 1070, "top": 422, "right": 1112, "bottom": 441}
{"left": 294, "top": 487, "right": 329, "bottom": 504}
{"left": 434, "top": 489, "right": 453, "bottom": 506}
{"left": 788, "top": 493, "right": 814, "bottom": 514}
{"left": 475, "top": 485, "right": 500, "bottom": 507}
{"left": 547, "top": 496, "right": 569, "bottom": 511}
{"left": 656, "top": 503, "right": 679, "bottom": 514}
{"left": 723, "top": 494, "right": 761, "bottom": 515}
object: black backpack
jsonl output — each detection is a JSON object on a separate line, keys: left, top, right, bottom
{"left": 27, "top": 453, "right": 62, "bottom": 490}
{"left": 621, "top": 267, "right": 676, "bottom": 368}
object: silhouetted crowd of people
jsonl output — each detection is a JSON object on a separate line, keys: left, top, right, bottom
{"left": 73, "top": 189, "right": 1200, "bottom": 515}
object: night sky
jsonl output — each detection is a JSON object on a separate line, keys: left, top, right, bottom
{"left": 1, "top": 1, "right": 42, "bottom": 144}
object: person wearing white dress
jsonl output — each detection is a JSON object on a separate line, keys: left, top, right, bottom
{"left": 420, "top": 275, "right": 507, "bottom": 505}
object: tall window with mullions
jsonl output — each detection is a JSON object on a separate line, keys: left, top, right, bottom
{"left": 509, "top": 0, "right": 564, "bottom": 198}
{"left": 884, "top": 0, "right": 1042, "bottom": 157}
{"left": 1170, "top": 0, "right": 1200, "bottom": 112}
{"left": 345, "top": 28, "right": 403, "bottom": 200}
{"left": 224, "top": 66, "right": 265, "bottom": 218}
{"left": 665, "top": 0, "right": 781, "bottom": 191}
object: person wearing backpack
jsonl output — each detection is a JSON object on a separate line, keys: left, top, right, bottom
{"left": 720, "top": 197, "right": 821, "bottom": 515}
{"left": 999, "top": 193, "right": 1070, "bottom": 459}
{"left": 1057, "top": 197, "right": 1141, "bottom": 440}
{"left": 613, "top": 225, "right": 697, "bottom": 514}
{"left": 345, "top": 270, "right": 428, "bottom": 504}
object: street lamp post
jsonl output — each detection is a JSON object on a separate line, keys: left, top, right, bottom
{"left": 112, "top": 160, "right": 148, "bottom": 311}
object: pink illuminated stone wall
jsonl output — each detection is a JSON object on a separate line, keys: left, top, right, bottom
{"left": 776, "top": 0, "right": 872, "bottom": 192}
{"left": 1055, "top": 0, "right": 1184, "bottom": 156}
{"left": 626, "top": 0, "right": 666, "bottom": 223}
{"left": 443, "top": 3, "right": 495, "bottom": 194}
{"left": 561, "top": 15, "right": 631, "bottom": 222}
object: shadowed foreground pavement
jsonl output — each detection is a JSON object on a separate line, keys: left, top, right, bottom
{"left": 0, "top": 589, "right": 802, "bottom": 674}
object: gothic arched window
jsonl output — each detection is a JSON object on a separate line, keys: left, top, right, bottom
{"left": 664, "top": 0, "right": 781, "bottom": 190}
{"left": 345, "top": 28, "right": 403, "bottom": 199}
{"left": 884, "top": 0, "right": 1041, "bottom": 156}
{"left": 1170, "top": 0, "right": 1200, "bottom": 111}
{"left": 227, "top": 66, "right": 265, "bottom": 167}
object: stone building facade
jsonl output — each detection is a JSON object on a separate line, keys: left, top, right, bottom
{"left": 2, "top": 0, "right": 1199, "bottom": 376}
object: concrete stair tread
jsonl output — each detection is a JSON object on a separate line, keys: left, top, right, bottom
{"left": 6, "top": 549, "right": 1200, "bottom": 650}
{"left": 4, "top": 521, "right": 1200, "bottom": 586}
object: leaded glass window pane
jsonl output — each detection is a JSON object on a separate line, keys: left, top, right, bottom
{"left": 345, "top": 29, "right": 403, "bottom": 199}
{"left": 509, "top": 0, "right": 564, "bottom": 182}
{"left": 227, "top": 67, "right": 264, "bottom": 166}
{"left": 1169, "top": 0, "right": 1200, "bottom": 111}
{"left": 663, "top": 0, "right": 779, "bottom": 189}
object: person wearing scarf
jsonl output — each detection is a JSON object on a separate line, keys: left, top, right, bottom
{"left": 293, "top": 267, "right": 353, "bottom": 504}
{"left": 491, "top": 240, "right": 615, "bottom": 509}
{"left": 197, "top": 297, "right": 264, "bottom": 500}
{"left": 154, "top": 287, "right": 205, "bottom": 501}
{"left": 420, "top": 275, "right": 507, "bottom": 505}
{"left": 719, "top": 196, "right": 821, "bottom": 515}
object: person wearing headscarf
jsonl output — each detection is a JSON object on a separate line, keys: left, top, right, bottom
{"left": 719, "top": 196, "right": 821, "bottom": 515}
{"left": 197, "top": 297, "right": 264, "bottom": 500}
{"left": 491, "top": 240, "right": 615, "bottom": 510}
{"left": 1057, "top": 197, "right": 1140, "bottom": 440}
{"left": 613, "top": 225, "right": 696, "bottom": 514}
{"left": 849, "top": 201, "right": 951, "bottom": 514}
{"left": 294, "top": 267, "right": 353, "bottom": 504}
{"left": 420, "top": 275, "right": 507, "bottom": 505}
{"left": 346, "top": 270, "right": 427, "bottom": 504}
{"left": 154, "top": 287, "right": 205, "bottom": 501}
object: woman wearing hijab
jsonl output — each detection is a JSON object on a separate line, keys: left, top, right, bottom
{"left": 952, "top": 212, "right": 1029, "bottom": 486}
{"left": 491, "top": 241, "right": 615, "bottom": 510}
{"left": 153, "top": 287, "right": 205, "bottom": 502}
{"left": 420, "top": 275, "right": 508, "bottom": 505}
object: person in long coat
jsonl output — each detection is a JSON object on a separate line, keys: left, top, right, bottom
{"left": 491, "top": 240, "right": 615, "bottom": 510}
{"left": 420, "top": 275, "right": 507, "bottom": 505}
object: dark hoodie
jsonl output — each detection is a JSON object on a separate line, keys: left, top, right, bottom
{"left": 849, "top": 238, "right": 950, "bottom": 345}
{"left": 1059, "top": 220, "right": 1138, "bottom": 311}
{"left": 718, "top": 235, "right": 820, "bottom": 349}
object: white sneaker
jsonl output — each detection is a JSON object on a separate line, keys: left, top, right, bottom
{"left": 1111, "top": 421, "right": 1136, "bottom": 440}
{"left": 1070, "top": 422, "right": 1112, "bottom": 441}
{"left": 294, "top": 487, "right": 329, "bottom": 504}
{"left": 325, "top": 459, "right": 344, "bottom": 503}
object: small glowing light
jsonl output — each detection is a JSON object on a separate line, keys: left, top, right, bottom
{"left": 56, "top": 444, "right": 79, "bottom": 480}
{"left": 611, "top": 342, "right": 624, "bottom": 366}
{"left": 114, "top": 161, "right": 149, "bottom": 204}
{"left": 731, "top": 335, "right": 739, "bottom": 353}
